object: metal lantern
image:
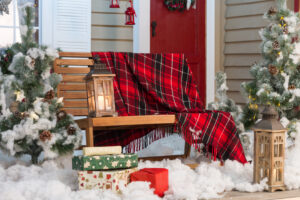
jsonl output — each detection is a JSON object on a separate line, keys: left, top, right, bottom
{"left": 253, "top": 105, "right": 286, "bottom": 192}
{"left": 85, "top": 59, "right": 117, "bottom": 117}
{"left": 125, "top": 0, "right": 136, "bottom": 25}
{"left": 110, "top": 0, "right": 120, "bottom": 8}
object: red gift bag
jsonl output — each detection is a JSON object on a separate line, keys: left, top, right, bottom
{"left": 130, "top": 168, "right": 169, "bottom": 197}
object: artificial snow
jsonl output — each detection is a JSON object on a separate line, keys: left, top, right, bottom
{"left": 2, "top": 129, "right": 300, "bottom": 200}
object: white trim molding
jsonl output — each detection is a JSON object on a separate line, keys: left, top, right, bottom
{"left": 133, "top": 0, "right": 150, "bottom": 53}
{"left": 206, "top": 0, "right": 215, "bottom": 107}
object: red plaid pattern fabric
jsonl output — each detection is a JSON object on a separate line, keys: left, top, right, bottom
{"left": 92, "top": 52, "right": 247, "bottom": 164}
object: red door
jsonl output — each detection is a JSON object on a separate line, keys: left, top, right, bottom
{"left": 150, "top": 0, "right": 206, "bottom": 104}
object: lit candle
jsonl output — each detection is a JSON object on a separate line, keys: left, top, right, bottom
{"left": 98, "top": 95, "right": 105, "bottom": 110}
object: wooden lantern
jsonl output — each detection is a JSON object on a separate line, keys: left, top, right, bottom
{"left": 253, "top": 105, "right": 286, "bottom": 192}
{"left": 125, "top": 0, "right": 136, "bottom": 25}
{"left": 110, "top": 0, "right": 120, "bottom": 8}
{"left": 85, "top": 60, "right": 117, "bottom": 117}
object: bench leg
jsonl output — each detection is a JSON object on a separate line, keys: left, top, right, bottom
{"left": 86, "top": 124, "right": 94, "bottom": 147}
{"left": 184, "top": 142, "right": 191, "bottom": 158}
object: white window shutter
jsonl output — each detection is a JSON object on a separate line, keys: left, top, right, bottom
{"left": 41, "top": 0, "right": 91, "bottom": 52}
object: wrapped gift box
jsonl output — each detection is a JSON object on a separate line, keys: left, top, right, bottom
{"left": 130, "top": 168, "right": 169, "bottom": 197}
{"left": 83, "top": 146, "right": 122, "bottom": 156}
{"left": 72, "top": 154, "right": 138, "bottom": 171}
{"left": 78, "top": 168, "right": 138, "bottom": 191}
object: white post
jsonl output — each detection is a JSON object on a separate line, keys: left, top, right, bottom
{"left": 133, "top": 0, "right": 150, "bottom": 53}
{"left": 206, "top": 0, "right": 216, "bottom": 107}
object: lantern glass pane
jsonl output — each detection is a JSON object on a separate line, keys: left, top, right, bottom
{"left": 95, "top": 79, "right": 105, "bottom": 111}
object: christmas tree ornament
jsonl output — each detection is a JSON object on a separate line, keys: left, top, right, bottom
{"left": 125, "top": 0, "right": 136, "bottom": 25}
{"left": 110, "top": 0, "right": 120, "bottom": 8}
{"left": 0, "top": 0, "right": 12, "bottom": 15}
{"left": 253, "top": 106, "right": 286, "bottom": 192}
{"left": 279, "top": 16, "right": 287, "bottom": 28}
{"left": 13, "top": 111, "right": 28, "bottom": 119}
{"left": 272, "top": 40, "right": 280, "bottom": 50}
{"left": 268, "top": 64, "right": 279, "bottom": 75}
{"left": 267, "top": 7, "right": 277, "bottom": 15}
{"left": 67, "top": 125, "right": 76, "bottom": 135}
{"left": 39, "top": 130, "right": 52, "bottom": 142}
{"left": 56, "top": 110, "right": 67, "bottom": 121}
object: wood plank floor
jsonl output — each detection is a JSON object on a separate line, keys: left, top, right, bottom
{"left": 214, "top": 190, "right": 300, "bottom": 200}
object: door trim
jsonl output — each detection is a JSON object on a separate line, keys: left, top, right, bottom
{"left": 133, "top": 0, "right": 215, "bottom": 107}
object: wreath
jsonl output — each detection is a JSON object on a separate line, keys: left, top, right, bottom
{"left": 164, "top": 0, "right": 195, "bottom": 11}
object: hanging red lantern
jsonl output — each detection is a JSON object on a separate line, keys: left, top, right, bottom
{"left": 125, "top": 0, "right": 136, "bottom": 25}
{"left": 110, "top": 0, "right": 120, "bottom": 8}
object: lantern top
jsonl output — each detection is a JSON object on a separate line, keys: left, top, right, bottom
{"left": 86, "top": 55, "right": 114, "bottom": 78}
{"left": 253, "top": 105, "right": 285, "bottom": 131}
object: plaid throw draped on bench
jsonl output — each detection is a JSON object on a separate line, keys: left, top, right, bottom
{"left": 92, "top": 52, "right": 247, "bottom": 164}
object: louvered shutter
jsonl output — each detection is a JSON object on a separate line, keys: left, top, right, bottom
{"left": 41, "top": 0, "right": 91, "bottom": 52}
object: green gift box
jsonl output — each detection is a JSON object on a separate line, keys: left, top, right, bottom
{"left": 72, "top": 154, "right": 138, "bottom": 171}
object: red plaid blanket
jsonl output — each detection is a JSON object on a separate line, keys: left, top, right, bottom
{"left": 92, "top": 52, "right": 247, "bottom": 164}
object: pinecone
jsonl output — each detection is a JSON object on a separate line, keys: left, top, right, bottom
{"left": 292, "top": 36, "right": 299, "bottom": 43}
{"left": 39, "top": 130, "right": 52, "bottom": 142}
{"left": 268, "top": 7, "right": 277, "bottom": 15}
{"left": 272, "top": 41, "right": 280, "bottom": 50}
{"left": 44, "top": 90, "right": 55, "bottom": 102}
{"left": 67, "top": 125, "right": 76, "bottom": 135}
{"left": 9, "top": 101, "right": 19, "bottom": 113}
{"left": 288, "top": 85, "right": 296, "bottom": 90}
{"left": 283, "top": 26, "right": 288, "bottom": 34}
{"left": 268, "top": 64, "right": 279, "bottom": 75}
{"left": 56, "top": 110, "right": 67, "bottom": 121}
{"left": 14, "top": 112, "right": 28, "bottom": 119}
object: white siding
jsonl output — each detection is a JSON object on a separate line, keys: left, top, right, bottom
{"left": 91, "top": 0, "right": 133, "bottom": 52}
{"left": 224, "top": 0, "right": 275, "bottom": 104}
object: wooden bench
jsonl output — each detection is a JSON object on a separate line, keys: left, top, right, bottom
{"left": 54, "top": 52, "right": 191, "bottom": 161}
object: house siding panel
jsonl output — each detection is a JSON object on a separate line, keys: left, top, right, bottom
{"left": 224, "top": 0, "right": 275, "bottom": 104}
{"left": 91, "top": 0, "right": 133, "bottom": 52}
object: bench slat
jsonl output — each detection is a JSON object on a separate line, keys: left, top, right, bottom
{"left": 59, "top": 52, "right": 92, "bottom": 58}
{"left": 62, "top": 75, "right": 86, "bottom": 82}
{"left": 59, "top": 91, "right": 87, "bottom": 99}
{"left": 54, "top": 67, "right": 91, "bottom": 74}
{"left": 64, "top": 108, "right": 88, "bottom": 116}
{"left": 59, "top": 84, "right": 86, "bottom": 91}
{"left": 64, "top": 100, "right": 88, "bottom": 108}
{"left": 56, "top": 59, "right": 94, "bottom": 66}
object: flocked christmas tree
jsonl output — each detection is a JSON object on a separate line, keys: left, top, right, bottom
{"left": 208, "top": 72, "right": 244, "bottom": 133}
{"left": 0, "top": 6, "right": 81, "bottom": 164}
{"left": 242, "top": 0, "right": 300, "bottom": 130}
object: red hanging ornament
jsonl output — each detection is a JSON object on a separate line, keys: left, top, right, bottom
{"left": 125, "top": 0, "right": 136, "bottom": 25}
{"left": 110, "top": 0, "right": 120, "bottom": 8}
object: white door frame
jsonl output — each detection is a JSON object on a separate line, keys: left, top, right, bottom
{"left": 133, "top": 0, "right": 215, "bottom": 107}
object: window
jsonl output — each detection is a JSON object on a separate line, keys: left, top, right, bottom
{"left": 0, "top": 0, "right": 39, "bottom": 48}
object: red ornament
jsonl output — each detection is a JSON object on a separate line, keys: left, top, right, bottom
{"left": 110, "top": 0, "right": 120, "bottom": 8}
{"left": 125, "top": 0, "right": 136, "bottom": 25}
